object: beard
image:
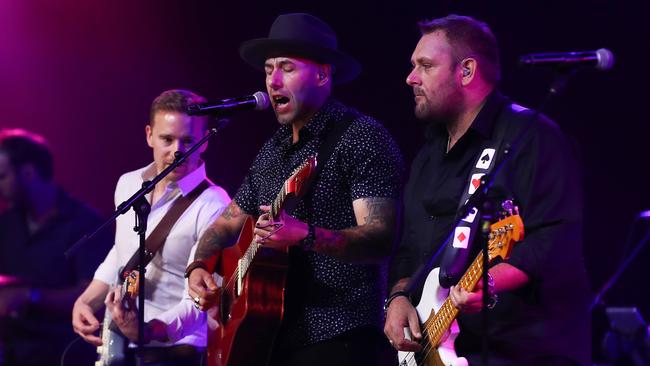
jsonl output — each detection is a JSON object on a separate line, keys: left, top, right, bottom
{"left": 413, "top": 84, "right": 463, "bottom": 126}
{"left": 275, "top": 112, "right": 293, "bottom": 125}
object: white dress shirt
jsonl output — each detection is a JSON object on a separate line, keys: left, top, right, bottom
{"left": 94, "top": 162, "right": 230, "bottom": 347}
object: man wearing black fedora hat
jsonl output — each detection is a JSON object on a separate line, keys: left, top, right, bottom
{"left": 187, "top": 13, "right": 403, "bottom": 366}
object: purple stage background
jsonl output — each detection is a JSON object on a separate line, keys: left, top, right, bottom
{"left": 1, "top": 0, "right": 647, "bottom": 361}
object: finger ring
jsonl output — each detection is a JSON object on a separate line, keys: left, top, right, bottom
{"left": 193, "top": 301, "right": 201, "bottom": 310}
{"left": 193, "top": 296, "right": 200, "bottom": 304}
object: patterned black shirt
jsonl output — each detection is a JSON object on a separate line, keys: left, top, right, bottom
{"left": 234, "top": 99, "right": 404, "bottom": 349}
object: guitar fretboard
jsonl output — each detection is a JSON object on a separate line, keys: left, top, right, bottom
{"left": 423, "top": 225, "right": 513, "bottom": 347}
{"left": 223, "top": 182, "right": 288, "bottom": 297}
{"left": 234, "top": 179, "right": 288, "bottom": 295}
{"left": 219, "top": 158, "right": 313, "bottom": 302}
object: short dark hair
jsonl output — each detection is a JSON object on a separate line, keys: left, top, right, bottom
{"left": 418, "top": 14, "right": 501, "bottom": 84}
{"left": 0, "top": 129, "right": 54, "bottom": 181}
{"left": 149, "top": 89, "right": 208, "bottom": 129}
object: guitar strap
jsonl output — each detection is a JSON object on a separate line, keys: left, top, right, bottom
{"left": 119, "top": 179, "right": 210, "bottom": 280}
{"left": 295, "top": 107, "right": 359, "bottom": 216}
{"left": 437, "top": 98, "right": 520, "bottom": 288}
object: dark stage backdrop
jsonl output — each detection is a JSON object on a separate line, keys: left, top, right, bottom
{"left": 1, "top": 0, "right": 647, "bottom": 361}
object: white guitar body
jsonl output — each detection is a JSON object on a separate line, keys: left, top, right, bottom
{"left": 96, "top": 270, "right": 138, "bottom": 366}
{"left": 95, "top": 308, "right": 127, "bottom": 366}
{"left": 397, "top": 267, "right": 468, "bottom": 366}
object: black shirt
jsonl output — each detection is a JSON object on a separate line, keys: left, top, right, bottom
{"left": 234, "top": 99, "right": 404, "bottom": 349}
{"left": 390, "top": 91, "right": 590, "bottom": 365}
{"left": 0, "top": 188, "right": 113, "bottom": 365}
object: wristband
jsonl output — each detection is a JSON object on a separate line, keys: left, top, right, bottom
{"left": 486, "top": 271, "right": 498, "bottom": 309}
{"left": 184, "top": 260, "right": 208, "bottom": 278}
{"left": 301, "top": 223, "right": 316, "bottom": 251}
{"left": 383, "top": 290, "right": 410, "bottom": 313}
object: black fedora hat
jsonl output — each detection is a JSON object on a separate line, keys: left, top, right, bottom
{"left": 239, "top": 13, "right": 361, "bottom": 84}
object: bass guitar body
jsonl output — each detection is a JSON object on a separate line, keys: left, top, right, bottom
{"left": 398, "top": 267, "right": 467, "bottom": 366}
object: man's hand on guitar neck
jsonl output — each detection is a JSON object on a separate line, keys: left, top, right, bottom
{"left": 450, "top": 263, "right": 529, "bottom": 314}
{"left": 384, "top": 278, "right": 423, "bottom": 352}
{"left": 105, "top": 285, "right": 168, "bottom": 343}
{"left": 253, "top": 205, "right": 307, "bottom": 251}
{"left": 450, "top": 278, "right": 488, "bottom": 314}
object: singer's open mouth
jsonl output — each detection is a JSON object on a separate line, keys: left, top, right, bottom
{"left": 273, "top": 95, "right": 290, "bottom": 106}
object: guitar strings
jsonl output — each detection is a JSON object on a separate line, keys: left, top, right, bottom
{"left": 216, "top": 159, "right": 308, "bottom": 304}
{"left": 214, "top": 180, "right": 290, "bottom": 311}
{"left": 403, "top": 230, "right": 506, "bottom": 364}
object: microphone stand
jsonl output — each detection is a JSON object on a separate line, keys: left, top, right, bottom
{"left": 591, "top": 213, "right": 650, "bottom": 311}
{"left": 405, "top": 69, "right": 577, "bottom": 366}
{"left": 66, "top": 121, "right": 227, "bottom": 366}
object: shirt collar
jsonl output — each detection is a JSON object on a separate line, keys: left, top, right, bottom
{"left": 425, "top": 89, "right": 507, "bottom": 141}
{"left": 469, "top": 89, "right": 508, "bottom": 139}
{"left": 273, "top": 99, "right": 345, "bottom": 148}
{"left": 141, "top": 161, "right": 207, "bottom": 196}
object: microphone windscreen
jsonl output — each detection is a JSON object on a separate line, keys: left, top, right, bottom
{"left": 596, "top": 48, "right": 615, "bottom": 71}
{"left": 253, "top": 91, "right": 270, "bottom": 110}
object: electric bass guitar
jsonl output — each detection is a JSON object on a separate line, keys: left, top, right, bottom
{"left": 207, "top": 157, "right": 317, "bottom": 366}
{"left": 398, "top": 203, "right": 524, "bottom": 366}
{"left": 96, "top": 270, "right": 140, "bottom": 366}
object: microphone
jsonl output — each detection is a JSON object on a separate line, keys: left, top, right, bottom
{"left": 519, "top": 48, "right": 615, "bottom": 71}
{"left": 187, "top": 91, "right": 270, "bottom": 116}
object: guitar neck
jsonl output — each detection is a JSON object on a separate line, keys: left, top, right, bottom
{"left": 420, "top": 213, "right": 523, "bottom": 351}
{"left": 423, "top": 250, "right": 486, "bottom": 347}
{"left": 235, "top": 182, "right": 289, "bottom": 293}
{"left": 269, "top": 180, "right": 288, "bottom": 219}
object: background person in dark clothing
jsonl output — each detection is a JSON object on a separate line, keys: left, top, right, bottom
{"left": 0, "top": 128, "right": 112, "bottom": 365}
{"left": 384, "top": 15, "right": 590, "bottom": 365}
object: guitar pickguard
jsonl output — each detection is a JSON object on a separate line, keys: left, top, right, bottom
{"left": 397, "top": 268, "right": 468, "bottom": 366}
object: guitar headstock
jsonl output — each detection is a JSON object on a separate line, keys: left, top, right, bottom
{"left": 487, "top": 202, "right": 525, "bottom": 262}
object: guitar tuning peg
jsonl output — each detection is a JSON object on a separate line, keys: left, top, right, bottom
{"left": 501, "top": 199, "right": 518, "bottom": 216}
{"left": 501, "top": 199, "right": 513, "bottom": 211}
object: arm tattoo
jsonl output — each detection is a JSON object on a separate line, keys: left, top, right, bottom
{"left": 312, "top": 197, "right": 396, "bottom": 263}
{"left": 363, "top": 197, "right": 392, "bottom": 225}
{"left": 222, "top": 201, "right": 244, "bottom": 220}
{"left": 194, "top": 227, "right": 227, "bottom": 261}
{"left": 194, "top": 201, "right": 245, "bottom": 261}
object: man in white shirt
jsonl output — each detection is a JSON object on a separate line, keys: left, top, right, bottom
{"left": 71, "top": 89, "right": 231, "bottom": 365}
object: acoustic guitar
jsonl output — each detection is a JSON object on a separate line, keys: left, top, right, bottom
{"left": 207, "top": 157, "right": 317, "bottom": 366}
